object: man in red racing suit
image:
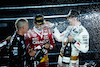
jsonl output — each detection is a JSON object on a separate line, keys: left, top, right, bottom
{"left": 25, "top": 14, "right": 55, "bottom": 67}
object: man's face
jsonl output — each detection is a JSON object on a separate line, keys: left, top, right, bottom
{"left": 23, "top": 22, "right": 29, "bottom": 33}
{"left": 67, "top": 17, "right": 75, "bottom": 26}
{"left": 34, "top": 23, "right": 44, "bottom": 31}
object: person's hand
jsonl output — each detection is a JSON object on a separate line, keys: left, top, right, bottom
{"left": 29, "top": 48, "right": 36, "bottom": 57}
{"left": 44, "top": 43, "right": 50, "bottom": 49}
{"left": 60, "top": 52, "right": 63, "bottom": 57}
{"left": 68, "top": 35, "right": 74, "bottom": 42}
{"left": 44, "top": 21, "right": 54, "bottom": 28}
{"left": 29, "top": 50, "right": 36, "bottom": 57}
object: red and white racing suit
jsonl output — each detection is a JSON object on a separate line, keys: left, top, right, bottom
{"left": 25, "top": 26, "right": 55, "bottom": 67}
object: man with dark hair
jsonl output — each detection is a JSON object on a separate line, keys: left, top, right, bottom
{"left": 25, "top": 14, "right": 55, "bottom": 67}
{"left": 56, "top": 10, "right": 89, "bottom": 67}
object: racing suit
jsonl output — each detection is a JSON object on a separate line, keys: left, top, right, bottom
{"left": 9, "top": 32, "right": 27, "bottom": 67}
{"left": 55, "top": 24, "right": 89, "bottom": 67}
{"left": 62, "top": 24, "right": 89, "bottom": 67}
{"left": 25, "top": 26, "right": 55, "bottom": 67}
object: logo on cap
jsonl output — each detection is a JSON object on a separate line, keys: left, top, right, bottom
{"left": 34, "top": 14, "right": 45, "bottom": 25}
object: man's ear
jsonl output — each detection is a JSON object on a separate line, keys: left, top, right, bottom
{"left": 22, "top": 25, "right": 25, "bottom": 29}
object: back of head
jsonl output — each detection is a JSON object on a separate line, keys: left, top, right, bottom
{"left": 15, "top": 18, "right": 28, "bottom": 30}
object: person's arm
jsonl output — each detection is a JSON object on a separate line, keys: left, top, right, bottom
{"left": 53, "top": 27, "right": 68, "bottom": 42}
{"left": 60, "top": 40, "right": 68, "bottom": 57}
{"left": 24, "top": 32, "right": 36, "bottom": 57}
{"left": 59, "top": 26, "right": 72, "bottom": 56}
{"left": 24, "top": 32, "right": 32, "bottom": 50}
{"left": 0, "top": 36, "right": 11, "bottom": 47}
{"left": 0, "top": 40, "right": 7, "bottom": 47}
{"left": 44, "top": 21, "right": 54, "bottom": 28}
{"left": 73, "top": 31, "right": 89, "bottom": 53}
{"left": 47, "top": 28, "right": 55, "bottom": 50}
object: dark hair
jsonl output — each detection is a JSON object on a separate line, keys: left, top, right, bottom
{"left": 67, "top": 10, "right": 80, "bottom": 18}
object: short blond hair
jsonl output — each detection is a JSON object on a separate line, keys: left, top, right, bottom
{"left": 15, "top": 18, "right": 28, "bottom": 30}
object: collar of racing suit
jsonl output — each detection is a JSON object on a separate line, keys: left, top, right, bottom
{"left": 34, "top": 26, "right": 42, "bottom": 33}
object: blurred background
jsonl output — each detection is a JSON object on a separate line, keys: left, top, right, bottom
{"left": 0, "top": 0, "right": 100, "bottom": 67}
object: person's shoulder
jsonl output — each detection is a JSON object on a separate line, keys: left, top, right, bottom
{"left": 80, "top": 25, "right": 86, "bottom": 30}
{"left": 44, "top": 26, "right": 52, "bottom": 33}
{"left": 79, "top": 25, "right": 89, "bottom": 35}
{"left": 44, "top": 26, "right": 53, "bottom": 35}
{"left": 27, "top": 28, "right": 34, "bottom": 33}
{"left": 11, "top": 35, "right": 18, "bottom": 45}
{"left": 43, "top": 26, "right": 49, "bottom": 30}
{"left": 24, "top": 28, "right": 35, "bottom": 38}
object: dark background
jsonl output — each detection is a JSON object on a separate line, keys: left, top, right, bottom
{"left": 0, "top": 0, "right": 99, "bottom": 6}
{"left": 0, "top": 0, "right": 100, "bottom": 67}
